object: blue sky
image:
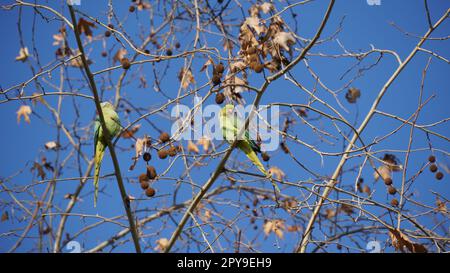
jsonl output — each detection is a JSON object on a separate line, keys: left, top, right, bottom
{"left": 0, "top": 0, "right": 449, "bottom": 253}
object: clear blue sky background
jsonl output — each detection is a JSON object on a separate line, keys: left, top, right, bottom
{"left": 0, "top": 0, "right": 449, "bottom": 252}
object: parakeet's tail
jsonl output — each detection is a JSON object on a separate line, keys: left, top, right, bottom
{"left": 238, "top": 142, "right": 280, "bottom": 193}
{"left": 93, "top": 143, "right": 106, "bottom": 207}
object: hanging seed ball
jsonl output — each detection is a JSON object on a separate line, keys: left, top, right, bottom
{"left": 146, "top": 166, "right": 157, "bottom": 180}
{"left": 129, "top": 5, "right": 135, "bottom": 12}
{"left": 104, "top": 30, "right": 111, "bottom": 37}
{"left": 262, "top": 152, "right": 270, "bottom": 162}
{"left": 144, "top": 49, "right": 150, "bottom": 54}
{"left": 175, "top": 42, "right": 181, "bottom": 49}
{"left": 121, "top": 58, "right": 131, "bottom": 70}
{"left": 391, "top": 198, "right": 399, "bottom": 207}
{"left": 250, "top": 217, "right": 255, "bottom": 224}
{"left": 138, "top": 173, "right": 149, "bottom": 183}
{"left": 140, "top": 181, "right": 149, "bottom": 190}
{"left": 145, "top": 187, "right": 156, "bottom": 197}
{"left": 429, "top": 164, "right": 438, "bottom": 173}
{"left": 143, "top": 152, "right": 151, "bottom": 162}
{"left": 158, "top": 149, "right": 168, "bottom": 159}
{"left": 428, "top": 155, "right": 436, "bottom": 163}
{"left": 215, "top": 63, "right": 225, "bottom": 74}
{"left": 159, "top": 132, "right": 170, "bottom": 143}
{"left": 166, "top": 48, "right": 173, "bottom": 56}
{"left": 212, "top": 74, "right": 221, "bottom": 86}
{"left": 435, "top": 172, "right": 444, "bottom": 180}
{"left": 168, "top": 146, "right": 177, "bottom": 157}
{"left": 108, "top": 23, "right": 114, "bottom": 29}
{"left": 254, "top": 63, "right": 264, "bottom": 73}
{"left": 215, "top": 92, "right": 225, "bottom": 105}
{"left": 101, "top": 51, "right": 107, "bottom": 57}
{"left": 384, "top": 177, "right": 393, "bottom": 186}
{"left": 388, "top": 186, "right": 397, "bottom": 195}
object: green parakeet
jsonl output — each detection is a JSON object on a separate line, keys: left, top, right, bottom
{"left": 219, "top": 104, "right": 280, "bottom": 192}
{"left": 93, "top": 102, "right": 121, "bottom": 206}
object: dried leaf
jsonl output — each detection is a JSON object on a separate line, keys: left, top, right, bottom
{"left": 388, "top": 228, "right": 427, "bottom": 253}
{"left": 136, "top": 0, "right": 151, "bottom": 10}
{"left": 374, "top": 165, "right": 391, "bottom": 181}
{"left": 77, "top": 18, "right": 96, "bottom": 40}
{"left": 15, "top": 47, "right": 29, "bottom": 62}
{"left": 263, "top": 219, "right": 285, "bottom": 239}
{"left": 436, "top": 198, "right": 447, "bottom": 214}
{"left": 155, "top": 238, "right": 169, "bottom": 252}
{"left": 31, "top": 162, "right": 46, "bottom": 180}
{"left": 45, "top": 141, "right": 60, "bottom": 150}
{"left": 200, "top": 58, "right": 214, "bottom": 72}
{"left": 16, "top": 105, "right": 32, "bottom": 124}
{"left": 325, "top": 208, "right": 337, "bottom": 219}
{"left": 273, "top": 32, "right": 295, "bottom": 51}
{"left": 263, "top": 220, "right": 274, "bottom": 236}
{"left": 178, "top": 68, "right": 195, "bottom": 89}
{"left": 113, "top": 48, "right": 128, "bottom": 64}
{"left": 259, "top": 2, "right": 274, "bottom": 14}
{"left": 268, "top": 166, "right": 285, "bottom": 180}
{"left": 69, "top": 50, "right": 92, "bottom": 67}
{"left": 1, "top": 211, "right": 8, "bottom": 222}
{"left": 187, "top": 140, "right": 199, "bottom": 154}
{"left": 287, "top": 225, "right": 300, "bottom": 232}
{"left": 130, "top": 135, "right": 151, "bottom": 170}
{"left": 197, "top": 136, "right": 211, "bottom": 153}
{"left": 121, "top": 124, "right": 141, "bottom": 139}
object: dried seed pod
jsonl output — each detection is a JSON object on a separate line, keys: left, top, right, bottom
{"left": 168, "top": 146, "right": 177, "bottom": 157}
{"left": 121, "top": 58, "right": 131, "bottom": 70}
{"left": 254, "top": 63, "right": 264, "bottom": 73}
{"left": 140, "top": 181, "right": 149, "bottom": 190}
{"left": 159, "top": 132, "right": 170, "bottom": 143}
{"left": 215, "top": 92, "right": 225, "bottom": 104}
{"left": 262, "top": 152, "right": 270, "bottom": 162}
{"left": 145, "top": 187, "right": 156, "bottom": 197}
{"left": 435, "top": 172, "right": 444, "bottom": 180}
{"left": 138, "top": 173, "right": 149, "bottom": 183}
{"left": 391, "top": 198, "right": 399, "bottom": 207}
{"left": 101, "top": 51, "right": 107, "bottom": 57}
{"left": 129, "top": 5, "right": 135, "bottom": 12}
{"left": 175, "top": 42, "right": 181, "bottom": 49}
{"left": 384, "top": 177, "right": 393, "bottom": 186}
{"left": 104, "top": 30, "right": 111, "bottom": 37}
{"left": 146, "top": 166, "right": 157, "bottom": 179}
{"left": 166, "top": 48, "right": 172, "bottom": 56}
{"left": 388, "top": 186, "right": 397, "bottom": 195}
{"left": 429, "top": 164, "right": 438, "bottom": 173}
{"left": 212, "top": 74, "right": 221, "bottom": 86}
{"left": 158, "top": 149, "right": 168, "bottom": 159}
{"left": 428, "top": 155, "right": 436, "bottom": 163}
{"left": 107, "top": 24, "right": 114, "bottom": 29}
{"left": 143, "top": 152, "right": 151, "bottom": 162}
{"left": 215, "top": 63, "right": 225, "bottom": 74}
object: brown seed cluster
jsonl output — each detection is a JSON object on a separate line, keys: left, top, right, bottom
{"left": 138, "top": 165, "right": 157, "bottom": 198}
{"left": 427, "top": 155, "right": 444, "bottom": 181}
{"left": 121, "top": 57, "right": 131, "bottom": 70}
